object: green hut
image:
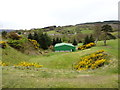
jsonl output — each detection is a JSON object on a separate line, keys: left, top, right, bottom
{"left": 54, "top": 43, "right": 76, "bottom": 52}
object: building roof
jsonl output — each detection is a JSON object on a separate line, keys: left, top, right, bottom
{"left": 55, "top": 43, "right": 75, "bottom": 47}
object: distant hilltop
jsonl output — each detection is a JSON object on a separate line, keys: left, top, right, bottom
{"left": 0, "top": 29, "right": 15, "bottom": 32}
{"left": 0, "top": 20, "right": 119, "bottom": 31}
{"left": 76, "top": 20, "right": 120, "bottom": 25}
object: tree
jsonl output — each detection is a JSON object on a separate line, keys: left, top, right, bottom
{"left": 59, "top": 38, "right": 62, "bottom": 43}
{"left": 52, "top": 38, "right": 56, "bottom": 46}
{"left": 89, "top": 34, "right": 95, "bottom": 43}
{"left": 8, "top": 32, "right": 21, "bottom": 40}
{"left": 83, "top": 35, "right": 90, "bottom": 45}
{"left": 56, "top": 37, "right": 59, "bottom": 43}
{"left": 101, "top": 24, "right": 113, "bottom": 46}
{"left": 52, "top": 37, "right": 62, "bottom": 46}
{"left": 75, "top": 33, "right": 84, "bottom": 43}
{"left": 83, "top": 35, "right": 95, "bottom": 45}
{"left": 33, "top": 32, "right": 39, "bottom": 41}
{"left": 38, "top": 33, "right": 52, "bottom": 49}
{"left": 27, "top": 31, "right": 52, "bottom": 49}
{"left": 94, "top": 23, "right": 102, "bottom": 43}
{"left": 72, "top": 39, "right": 78, "bottom": 46}
{"left": 2, "top": 31, "right": 7, "bottom": 38}
{"left": 107, "top": 33, "right": 116, "bottom": 40}
{"left": 18, "top": 32, "right": 21, "bottom": 35}
{"left": 28, "top": 33, "right": 33, "bottom": 39}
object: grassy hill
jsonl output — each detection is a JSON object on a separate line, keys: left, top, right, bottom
{"left": 41, "top": 20, "right": 119, "bottom": 35}
{"left": 1, "top": 45, "right": 31, "bottom": 64}
{"left": 2, "top": 39, "right": 119, "bottom": 88}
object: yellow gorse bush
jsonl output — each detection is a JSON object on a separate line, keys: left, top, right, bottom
{"left": 74, "top": 50, "right": 109, "bottom": 71}
{"left": 14, "top": 61, "right": 43, "bottom": 68}
{"left": 28, "top": 39, "right": 40, "bottom": 49}
{"left": 78, "top": 42, "right": 95, "bottom": 50}
{"left": 0, "top": 60, "right": 43, "bottom": 69}
{"left": 0, "top": 41, "right": 7, "bottom": 49}
{"left": 0, "top": 60, "right": 8, "bottom": 66}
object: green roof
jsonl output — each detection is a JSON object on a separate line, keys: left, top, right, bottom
{"left": 55, "top": 43, "right": 75, "bottom": 47}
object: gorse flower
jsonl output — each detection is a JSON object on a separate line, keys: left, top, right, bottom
{"left": 14, "top": 61, "right": 43, "bottom": 68}
{"left": 0, "top": 60, "right": 43, "bottom": 69}
{"left": 28, "top": 39, "right": 40, "bottom": 49}
{"left": 0, "top": 60, "right": 8, "bottom": 66}
{"left": 74, "top": 50, "right": 109, "bottom": 71}
{"left": 0, "top": 41, "right": 7, "bottom": 49}
{"left": 78, "top": 43, "right": 95, "bottom": 50}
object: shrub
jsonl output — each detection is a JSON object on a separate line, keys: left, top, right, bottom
{"left": 14, "top": 61, "right": 43, "bottom": 69}
{"left": 7, "top": 32, "right": 22, "bottom": 40}
{"left": 28, "top": 33, "right": 33, "bottom": 39}
{"left": 28, "top": 32, "right": 52, "bottom": 50}
{"left": 78, "top": 42, "right": 95, "bottom": 50}
{"left": 18, "top": 32, "right": 21, "bottom": 35}
{"left": 7, "top": 40, "right": 23, "bottom": 49}
{"left": 73, "top": 50, "right": 109, "bottom": 71}
{"left": 83, "top": 35, "right": 95, "bottom": 45}
{"left": 1, "top": 31, "right": 7, "bottom": 38}
{"left": 0, "top": 60, "right": 43, "bottom": 69}
{"left": 0, "top": 41, "right": 7, "bottom": 49}
{"left": 0, "top": 60, "right": 9, "bottom": 66}
{"left": 28, "top": 39, "right": 40, "bottom": 49}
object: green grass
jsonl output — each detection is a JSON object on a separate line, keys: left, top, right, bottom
{"left": 81, "top": 29, "right": 94, "bottom": 34}
{"left": 2, "top": 39, "right": 119, "bottom": 88}
{"left": 1, "top": 45, "right": 31, "bottom": 64}
{"left": 45, "top": 31, "right": 60, "bottom": 34}
{"left": 111, "top": 32, "right": 118, "bottom": 38}
{"left": 2, "top": 67, "right": 118, "bottom": 88}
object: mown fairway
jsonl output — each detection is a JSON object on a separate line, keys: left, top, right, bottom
{"left": 2, "top": 39, "right": 119, "bottom": 88}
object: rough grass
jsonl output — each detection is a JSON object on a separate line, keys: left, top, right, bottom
{"left": 2, "top": 39, "right": 119, "bottom": 88}
{"left": 1, "top": 45, "right": 31, "bottom": 64}
{"left": 2, "top": 67, "right": 118, "bottom": 88}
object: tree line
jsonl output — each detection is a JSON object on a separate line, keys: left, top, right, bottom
{"left": 2, "top": 24, "right": 117, "bottom": 50}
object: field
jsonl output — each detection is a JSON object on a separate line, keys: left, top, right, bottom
{"left": 81, "top": 29, "right": 94, "bottom": 34}
{"left": 1, "top": 39, "right": 119, "bottom": 88}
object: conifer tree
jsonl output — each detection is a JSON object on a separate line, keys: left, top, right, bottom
{"left": 52, "top": 38, "right": 56, "bottom": 46}
{"left": 89, "top": 34, "right": 95, "bottom": 43}
{"left": 72, "top": 39, "right": 78, "bottom": 46}
{"left": 38, "top": 33, "right": 52, "bottom": 49}
{"left": 33, "top": 32, "right": 39, "bottom": 41}
{"left": 28, "top": 33, "right": 33, "bottom": 39}
{"left": 83, "top": 35, "right": 90, "bottom": 45}
{"left": 59, "top": 38, "right": 62, "bottom": 43}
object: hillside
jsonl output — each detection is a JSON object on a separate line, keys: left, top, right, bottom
{"left": 2, "top": 39, "right": 119, "bottom": 88}
{"left": 42, "top": 20, "right": 119, "bottom": 35}
{"left": 1, "top": 20, "right": 119, "bottom": 88}
{"left": 1, "top": 45, "right": 31, "bottom": 64}
{"left": 13, "top": 20, "right": 119, "bottom": 35}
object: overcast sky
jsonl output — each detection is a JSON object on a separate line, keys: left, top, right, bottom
{"left": 0, "top": 0, "right": 119, "bottom": 29}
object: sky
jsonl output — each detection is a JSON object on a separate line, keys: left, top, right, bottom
{"left": 0, "top": 0, "right": 119, "bottom": 30}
